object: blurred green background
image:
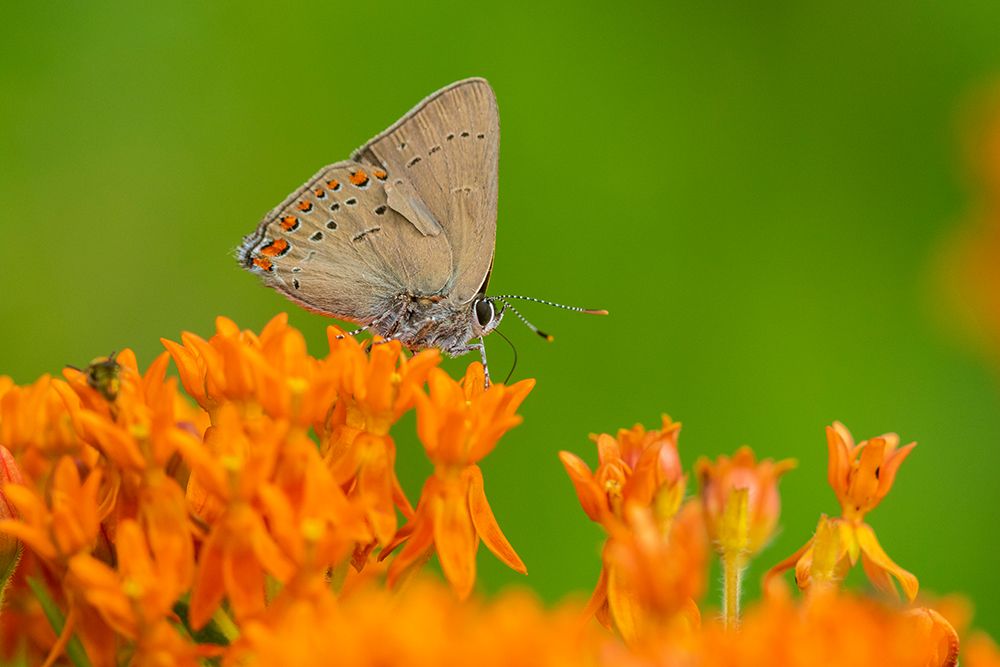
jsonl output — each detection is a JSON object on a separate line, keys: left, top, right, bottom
{"left": 3, "top": 0, "right": 1000, "bottom": 634}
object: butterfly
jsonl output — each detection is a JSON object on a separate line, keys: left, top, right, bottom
{"left": 238, "top": 78, "right": 605, "bottom": 383}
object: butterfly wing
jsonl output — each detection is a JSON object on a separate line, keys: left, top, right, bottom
{"left": 352, "top": 78, "right": 499, "bottom": 304}
{"left": 239, "top": 161, "right": 453, "bottom": 324}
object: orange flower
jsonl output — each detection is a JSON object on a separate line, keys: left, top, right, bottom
{"left": 0, "top": 445, "right": 24, "bottom": 591}
{"left": 695, "top": 446, "right": 795, "bottom": 557}
{"left": 227, "top": 578, "right": 598, "bottom": 667}
{"left": 321, "top": 331, "right": 439, "bottom": 547}
{"left": 163, "top": 314, "right": 339, "bottom": 427}
{"left": 386, "top": 363, "right": 532, "bottom": 599}
{"left": 0, "top": 456, "right": 102, "bottom": 567}
{"left": 174, "top": 403, "right": 293, "bottom": 628}
{"left": 561, "top": 415, "right": 690, "bottom": 633}
{"left": 257, "top": 431, "right": 371, "bottom": 585}
{"left": 67, "top": 519, "right": 187, "bottom": 642}
{"left": 0, "top": 375, "right": 91, "bottom": 479}
{"left": 766, "top": 422, "right": 919, "bottom": 602}
{"left": 826, "top": 421, "right": 916, "bottom": 522}
{"left": 602, "top": 502, "right": 707, "bottom": 643}
{"left": 560, "top": 415, "right": 686, "bottom": 531}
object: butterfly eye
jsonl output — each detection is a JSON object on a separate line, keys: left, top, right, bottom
{"left": 475, "top": 298, "right": 495, "bottom": 327}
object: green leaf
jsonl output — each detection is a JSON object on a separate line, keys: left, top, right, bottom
{"left": 25, "top": 576, "right": 92, "bottom": 667}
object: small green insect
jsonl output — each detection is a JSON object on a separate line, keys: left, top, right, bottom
{"left": 68, "top": 352, "right": 122, "bottom": 402}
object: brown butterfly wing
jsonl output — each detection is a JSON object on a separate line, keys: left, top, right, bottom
{"left": 352, "top": 78, "right": 499, "bottom": 304}
{"left": 239, "top": 161, "right": 453, "bottom": 324}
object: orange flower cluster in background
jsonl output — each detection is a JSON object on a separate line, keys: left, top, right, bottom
{"left": 938, "top": 86, "right": 1000, "bottom": 369}
{"left": 0, "top": 315, "right": 997, "bottom": 666}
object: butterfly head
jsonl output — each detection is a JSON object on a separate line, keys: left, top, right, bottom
{"left": 471, "top": 295, "right": 505, "bottom": 338}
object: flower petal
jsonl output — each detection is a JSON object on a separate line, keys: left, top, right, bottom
{"left": 465, "top": 466, "right": 526, "bottom": 574}
{"left": 558, "top": 451, "right": 605, "bottom": 522}
{"left": 855, "top": 522, "right": 919, "bottom": 601}
{"left": 432, "top": 481, "right": 477, "bottom": 600}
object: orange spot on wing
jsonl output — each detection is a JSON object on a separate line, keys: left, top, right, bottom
{"left": 327, "top": 179, "right": 341, "bottom": 191}
{"left": 296, "top": 201, "right": 313, "bottom": 212}
{"left": 260, "top": 239, "right": 289, "bottom": 257}
{"left": 314, "top": 187, "right": 326, "bottom": 199}
{"left": 350, "top": 169, "right": 369, "bottom": 187}
{"left": 373, "top": 168, "right": 387, "bottom": 180}
{"left": 280, "top": 216, "right": 299, "bottom": 231}
{"left": 253, "top": 257, "right": 273, "bottom": 271}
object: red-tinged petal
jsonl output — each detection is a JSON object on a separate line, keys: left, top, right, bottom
{"left": 379, "top": 523, "right": 415, "bottom": 562}
{"left": 855, "top": 522, "right": 919, "bottom": 601}
{"left": 432, "top": 481, "right": 477, "bottom": 600}
{"left": 386, "top": 512, "right": 435, "bottom": 589}
{"left": 559, "top": 451, "right": 606, "bottom": 522}
{"left": 465, "top": 466, "right": 526, "bottom": 574}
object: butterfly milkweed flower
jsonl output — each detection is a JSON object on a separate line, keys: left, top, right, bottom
{"left": 0, "top": 445, "right": 24, "bottom": 602}
{"left": 695, "top": 446, "right": 795, "bottom": 628}
{"left": 321, "top": 327, "right": 440, "bottom": 553}
{"left": 766, "top": 422, "right": 919, "bottom": 601}
{"left": 559, "top": 416, "right": 691, "bottom": 636}
{"left": 385, "top": 363, "right": 532, "bottom": 599}
{"left": 0, "top": 315, "right": 994, "bottom": 666}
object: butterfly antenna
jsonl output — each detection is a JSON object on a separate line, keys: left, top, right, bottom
{"left": 491, "top": 294, "right": 608, "bottom": 316}
{"left": 500, "top": 300, "right": 555, "bottom": 342}
{"left": 496, "top": 328, "right": 518, "bottom": 384}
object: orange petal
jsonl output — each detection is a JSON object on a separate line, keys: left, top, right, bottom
{"left": 432, "top": 481, "right": 477, "bottom": 600}
{"left": 825, "top": 425, "right": 850, "bottom": 500}
{"left": 606, "top": 560, "right": 642, "bottom": 644}
{"left": 222, "top": 537, "right": 267, "bottom": 621}
{"left": 558, "top": 451, "right": 605, "bottom": 522}
{"left": 465, "top": 466, "right": 526, "bottom": 574}
{"left": 189, "top": 529, "right": 226, "bottom": 630}
{"left": 386, "top": 513, "right": 434, "bottom": 589}
{"left": 875, "top": 441, "right": 917, "bottom": 502}
{"left": 763, "top": 535, "right": 814, "bottom": 598}
{"left": 596, "top": 434, "right": 622, "bottom": 467}
{"left": 855, "top": 522, "right": 919, "bottom": 601}
{"left": 582, "top": 562, "right": 610, "bottom": 623}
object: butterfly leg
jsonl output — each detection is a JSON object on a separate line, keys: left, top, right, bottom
{"left": 331, "top": 325, "right": 371, "bottom": 341}
{"left": 467, "top": 337, "right": 491, "bottom": 388}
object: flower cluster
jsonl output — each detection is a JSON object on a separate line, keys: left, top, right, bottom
{"left": 0, "top": 316, "right": 997, "bottom": 667}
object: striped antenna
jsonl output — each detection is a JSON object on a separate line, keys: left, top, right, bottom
{"left": 489, "top": 294, "right": 608, "bottom": 316}
{"left": 499, "top": 300, "right": 555, "bottom": 342}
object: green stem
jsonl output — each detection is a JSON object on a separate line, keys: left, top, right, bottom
{"left": 722, "top": 551, "right": 744, "bottom": 630}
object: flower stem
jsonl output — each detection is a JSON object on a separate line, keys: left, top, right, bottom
{"left": 722, "top": 551, "right": 744, "bottom": 630}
